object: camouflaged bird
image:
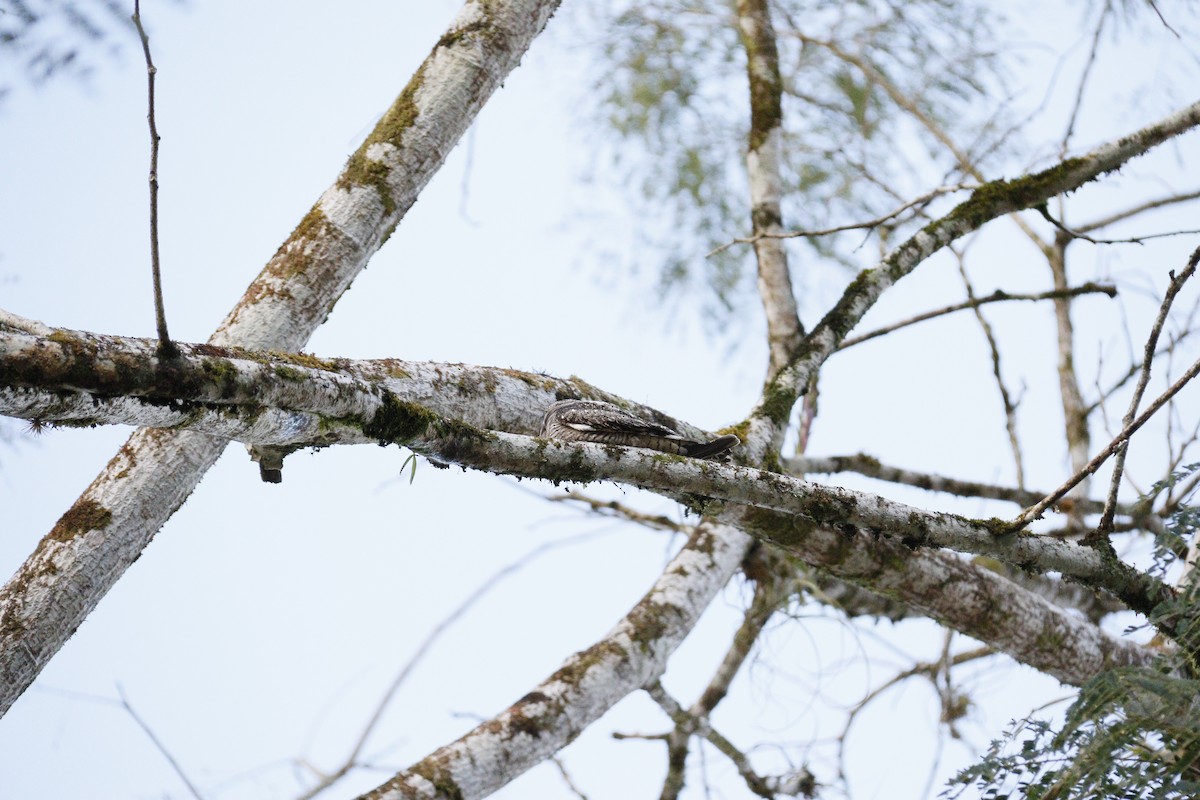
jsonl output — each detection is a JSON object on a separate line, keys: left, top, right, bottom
{"left": 540, "top": 399, "right": 740, "bottom": 460}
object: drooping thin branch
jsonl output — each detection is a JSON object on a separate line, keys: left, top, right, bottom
{"left": 1097, "top": 247, "right": 1200, "bottom": 536}
{"left": 706, "top": 183, "right": 976, "bottom": 258}
{"left": 837, "top": 284, "right": 1117, "bottom": 349}
{"left": 956, "top": 250, "right": 1026, "bottom": 488}
{"left": 295, "top": 532, "right": 610, "bottom": 800}
{"left": 131, "top": 0, "right": 175, "bottom": 359}
{"left": 546, "top": 489, "right": 689, "bottom": 533}
{"left": 1014, "top": 351, "right": 1200, "bottom": 529}
{"left": 1077, "top": 190, "right": 1200, "bottom": 234}
{"left": 1040, "top": 205, "right": 1200, "bottom": 246}
{"left": 117, "top": 683, "right": 203, "bottom": 800}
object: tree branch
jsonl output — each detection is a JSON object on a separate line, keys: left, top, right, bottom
{"left": 0, "top": 0, "right": 565, "bottom": 720}
{"left": 736, "top": 0, "right": 802, "bottom": 451}
{"left": 837, "top": 284, "right": 1117, "bottom": 350}
{"left": 132, "top": 0, "right": 175, "bottom": 359}
{"left": 356, "top": 521, "right": 751, "bottom": 800}
{"left": 742, "top": 99, "right": 1200, "bottom": 452}
{"left": 0, "top": 325, "right": 1173, "bottom": 616}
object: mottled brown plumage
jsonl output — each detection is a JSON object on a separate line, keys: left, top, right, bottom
{"left": 540, "top": 399, "right": 739, "bottom": 459}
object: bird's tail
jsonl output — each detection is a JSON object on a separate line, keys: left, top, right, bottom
{"left": 685, "top": 434, "right": 741, "bottom": 460}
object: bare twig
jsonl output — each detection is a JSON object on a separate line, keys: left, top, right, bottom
{"left": 1146, "top": 0, "right": 1181, "bottom": 38}
{"left": 550, "top": 757, "right": 591, "bottom": 800}
{"left": 132, "top": 0, "right": 175, "bottom": 359}
{"left": 296, "top": 531, "right": 608, "bottom": 800}
{"left": 707, "top": 183, "right": 976, "bottom": 257}
{"left": 837, "top": 646, "right": 993, "bottom": 781}
{"left": 956, "top": 250, "right": 1026, "bottom": 488}
{"left": 1077, "top": 190, "right": 1200, "bottom": 234}
{"left": 1013, "top": 351, "right": 1200, "bottom": 529}
{"left": 1039, "top": 205, "right": 1200, "bottom": 246}
{"left": 838, "top": 283, "right": 1117, "bottom": 350}
{"left": 645, "top": 681, "right": 777, "bottom": 799}
{"left": 117, "top": 683, "right": 204, "bottom": 800}
{"left": 546, "top": 489, "right": 688, "bottom": 533}
{"left": 1098, "top": 247, "right": 1200, "bottom": 537}
{"left": 1059, "top": 3, "right": 1110, "bottom": 156}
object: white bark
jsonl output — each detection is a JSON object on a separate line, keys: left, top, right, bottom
{"left": 0, "top": 0, "right": 563, "bottom": 719}
{"left": 746, "top": 99, "right": 1200, "bottom": 444}
{"left": 0, "top": 324, "right": 1164, "bottom": 682}
{"left": 358, "top": 522, "right": 752, "bottom": 800}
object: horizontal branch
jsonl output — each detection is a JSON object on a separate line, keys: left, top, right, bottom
{"left": 0, "top": 327, "right": 1171, "bottom": 618}
{"left": 838, "top": 284, "right": 1117, "bottom": 349}
{"left": 787, "top": 453, "right": 1121, "bottom": 514}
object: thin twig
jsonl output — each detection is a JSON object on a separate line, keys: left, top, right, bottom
{"left": 1013, "top": 352, "right": 1200, "bottom": 529}
{"left": 1059, "top": 3, "right": 1110, "bottom": 157}
{"left": 547, "top": 489, "right": 688, "bottom": 533}
{"left": 1077, "top": 189, "right": 1200, "bottom": 234}
{"left": 295, "top": 530, "right": 608, "bottom": 800}
{"left": 1098, "top": 247, "right": 1200, "bottom": 536}
{"left": 132, "top": 0, "right": 175, "bottom": 358}
{"left": 1146, "top": 0, "right": 1181, "bottom": 38}
{"left": 838, "top": 283, "right": 1117, "bottom": 349}
{"left": 117, "top": 683, "right": 204, "bottom": 800}
{"left": 956, "top": 251, "right": 1026, "bottom": 488}
{"left": 1039, "top": 205, "right": 1200, "bottom": 245}
{"left": 645, "top": 682, "right": 776, "bottom": 799}
{"left": 707, "top": 183, "right": 975, "bottom": 257}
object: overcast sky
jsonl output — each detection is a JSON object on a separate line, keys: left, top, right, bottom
{"left": 2, "top": 2, "right": 1199, "bottom": 799}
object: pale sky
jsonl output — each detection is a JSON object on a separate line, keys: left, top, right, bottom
{"left": 2, "top": 2, "right": 1199, "bottom": 799}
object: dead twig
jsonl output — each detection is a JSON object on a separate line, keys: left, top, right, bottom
{"left": 1013, "top": 350, "right": 1200, "bottom": 529}
{"left": 838, "top": 283, "right": 1117, "bottom": 350}
{"left": 1097, "top": 248, "right": 1200, "bottom": 540}
{"left": 117, "top": 683, "right": 204, "bottom": 800}
{"left": 132, "top": 0, "right": 175, "bottom": 358}
{"left": 707, "top": 183, "right": 975, "bottom": 258}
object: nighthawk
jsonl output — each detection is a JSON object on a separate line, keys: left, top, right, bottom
{"left": 540, "top": 399, "right": 740, "bottom": 460}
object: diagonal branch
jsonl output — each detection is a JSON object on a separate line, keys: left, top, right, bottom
{"left": 742, "top": 99, "right": 1200, "bottom": 450}
{"left": 356, "top": 521, "right": 751, "bottom": 800}
{"left": 0, "top": 0, "right": 565, "bottom": 720}
{"left": 1097, "top": 247, "right": 1200, "bottom": 537}
{"left": 1014, "top": 351, "right": 1200, "bottom": 529}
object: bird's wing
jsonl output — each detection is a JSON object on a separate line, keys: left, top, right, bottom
{"left": 554, "top": 404, "right": 684, "bottom": 440}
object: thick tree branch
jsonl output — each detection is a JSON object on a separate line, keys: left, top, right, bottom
{"left": 736, "top": 0, "right": 802, "bottom": 455}
{"left": 742, "top": 99, "right": 1200, "bottom": 448}
{"left": 356, "top": 521, "right": 751, "bottom": 800}
{"left": 0, "top": 0, "right": 564, "bottom": 720}
{"left": 0, "top": 326, "right": 1172, "bottom": 616}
